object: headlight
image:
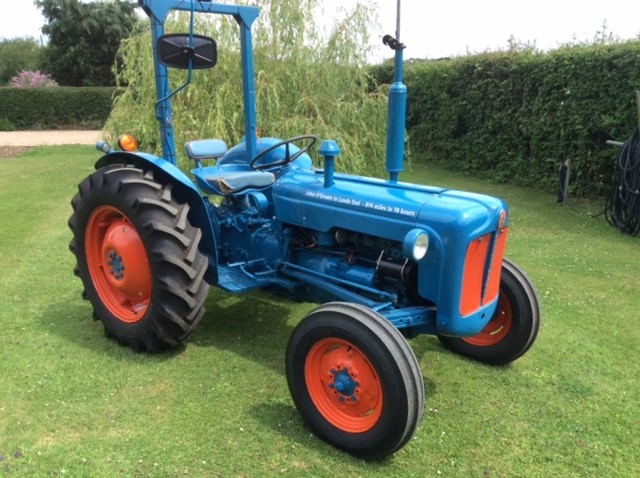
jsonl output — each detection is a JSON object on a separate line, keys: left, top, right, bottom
{"left": 498, "top": 208, "right": 508, "bottom": 229}
{"left": 403, "top": 228, "right": 429, "bottom": 261}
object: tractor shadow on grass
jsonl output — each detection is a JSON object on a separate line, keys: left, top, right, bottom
{"left": 40, "top": 288, "right": 305, "bottom": 368}
{"left": 186, "top": 288, "right": 304, "bottom": 375}
{"left": 40, "top": 296, "right": 188, "bottom": 363}
{"left": 44, "top": 288, "right": 441, "bottom": 388}
{"left": 189, "top": 288, "right": 444, "bottom": 387}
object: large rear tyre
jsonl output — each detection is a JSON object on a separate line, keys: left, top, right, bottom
{"left": 286, "top": 302, "right": 424, "bottom": 460}
{"left": 439, "top": 259, "right": 540, "bottom": 365}
{"left": 69, "top": 164, "right": 209, "bottom": 352}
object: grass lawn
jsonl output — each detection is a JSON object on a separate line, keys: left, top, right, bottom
{"left": 0, "top": 145, "right": 638, "bottom": 477}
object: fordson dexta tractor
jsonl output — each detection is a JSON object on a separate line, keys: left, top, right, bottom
{"left": 69, "top": 0, "right": 540, "bottom": 460}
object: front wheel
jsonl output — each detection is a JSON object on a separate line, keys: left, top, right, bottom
{"left": 286, "top": 302, "right": 424, "bottom": 460}
{"left": 68, "top": 164, "right": 210, "bottom": 352}
{"left": 439, "top": 259, "right": 540, "bottom": 365}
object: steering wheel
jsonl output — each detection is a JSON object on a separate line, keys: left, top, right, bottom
{"left": 249, "top": 135, "right": 317, "bottom": 171}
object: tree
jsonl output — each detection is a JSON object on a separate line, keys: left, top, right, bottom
{"left": 36, "top": 0, "right": 141, "bottom": 86}
{"left": 0, "top": 38, "right": 43, "bottom": 85}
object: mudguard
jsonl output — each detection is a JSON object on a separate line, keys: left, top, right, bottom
{"left": 95, "top": 151, "right": 219, "bottom": 284}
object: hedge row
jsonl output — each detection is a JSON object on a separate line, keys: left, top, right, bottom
{"left": 386, "top": 41, "right": 640, "bottom": 196}
{"left": 0, "top": 87, "right": 116, "bottom": 130}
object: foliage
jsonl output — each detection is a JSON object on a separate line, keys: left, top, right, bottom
{"left": 105, "top": 0, "right": 389, "bottom": 176}
{"left": 367, "top": 60, "right": 394, "bottom": 89}
{"left": 0, "top": 38, "right": 44, "bottom": 85}
{"left": 10, "top": 70, "right": 58, "bottom": 88}
{"left": 0, "top": 86, "right": 116, "bottom": 129}
{"left": 0, "top": 116, "right": 16, "bottom": 131}
{"left": 404, "top": 40, "right": 640, "bottom": 196}
{"left": 0, "top": 147, "right": 639, "bottom": 477}
{"left": 35, "top": 0, "right": 141, "bottom": 86}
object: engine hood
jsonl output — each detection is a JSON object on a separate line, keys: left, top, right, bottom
{"left": 273, "top": 168, "right": 509, "bottom": 336}
{"left": 273, "top": 169, "right": 508, "bottom": 242}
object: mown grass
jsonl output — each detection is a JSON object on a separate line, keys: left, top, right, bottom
{"left": 0, "top": 146, "right": 638, "bottom": 477}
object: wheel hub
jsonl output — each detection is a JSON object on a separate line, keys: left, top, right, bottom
{"left": 85, "top": 205, "right": 153, "bottom": 323}
{"left": 107, "top": 250, "right": 125, "bottom": 280}
{"left": 330, "top": 367, "right": 358, "bottom": 402}
{"left": 304, "top": 338, "right": 383, "bottom": 433}
{"left": 101, "top": 220, "right": 151, "bottom": 299}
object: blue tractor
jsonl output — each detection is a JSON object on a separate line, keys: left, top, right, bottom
{"left": 69, "top": 0, "right": 540, "bottom": 460}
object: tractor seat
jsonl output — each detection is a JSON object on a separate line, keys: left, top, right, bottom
{"left": 192, "top": 164, "right": 275, "bottom": 196}
{"left": 185, "top": 138, "right": 275, "bottom": 196}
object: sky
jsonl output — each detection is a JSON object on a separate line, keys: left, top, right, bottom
{"left": 2, "top": 0, "right": 639, "bottom": 61}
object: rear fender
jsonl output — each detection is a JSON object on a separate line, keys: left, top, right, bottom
{"left": 95, "top": 151, "right": 219, "bottom": 284}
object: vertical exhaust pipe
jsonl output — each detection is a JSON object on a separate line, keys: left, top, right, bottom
{"left": 384, "top": 0, "right": 406, "bottom": 183}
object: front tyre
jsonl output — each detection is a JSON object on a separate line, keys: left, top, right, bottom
{"left": 286, "top": 302, "right": 424, "bottom": 460}
{"left": 69, "top": 164, "right": 209, "bottom": 352}
{"left": 439, "top": 259, "right": 540, "bottom": 365}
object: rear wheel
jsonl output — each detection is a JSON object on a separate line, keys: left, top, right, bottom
{"left": 286, "top": 302, "right": 424, "bottom": 460}
{"left": 69, "top": 164, "right": 209, "bottom": 352}
{"left": 439, "top": 259, "right": 540, "bottom": 365}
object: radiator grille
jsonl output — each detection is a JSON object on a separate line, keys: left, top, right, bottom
{"left": 459, "top": 228, "right": 509, "bottom": 316}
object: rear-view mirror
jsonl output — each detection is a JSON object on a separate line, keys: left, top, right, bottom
{"left": 157, "top": 33, "right": 217, "bottom": 70}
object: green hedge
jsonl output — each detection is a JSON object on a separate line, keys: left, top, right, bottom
{"left": 0, "top": 86, "right": 116, "bottom": 130}
{"left": 400, "top": 41, "right": 640, "bottom": 196}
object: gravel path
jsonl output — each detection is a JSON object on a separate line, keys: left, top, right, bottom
{"left": 0, "top": 130, "right": 103, "bottom": 146}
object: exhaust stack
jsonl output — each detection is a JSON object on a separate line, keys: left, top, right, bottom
{"left": 383, "top": 0, "right": 407, "bottom": 183}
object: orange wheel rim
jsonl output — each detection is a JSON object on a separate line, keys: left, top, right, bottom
{"left": 463, "top": 290, "right": 512, "bottom": 347}
{"left": 305, "top": 338, "right": 383, "bottom": 433}
{"left": 85, "top": 205, "right": 151, "bottom": 323}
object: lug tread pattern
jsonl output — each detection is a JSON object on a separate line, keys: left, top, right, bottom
{"left": 68, "top": 163, "right": 210, "bottom": 352}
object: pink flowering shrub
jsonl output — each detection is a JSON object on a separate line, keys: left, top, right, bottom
{"left": 10, "top": 70, "right": 58, "bottom": 88}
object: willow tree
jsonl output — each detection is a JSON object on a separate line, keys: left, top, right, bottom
{"left": 105, "top": 0, "right": 390, "bottom": 176}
